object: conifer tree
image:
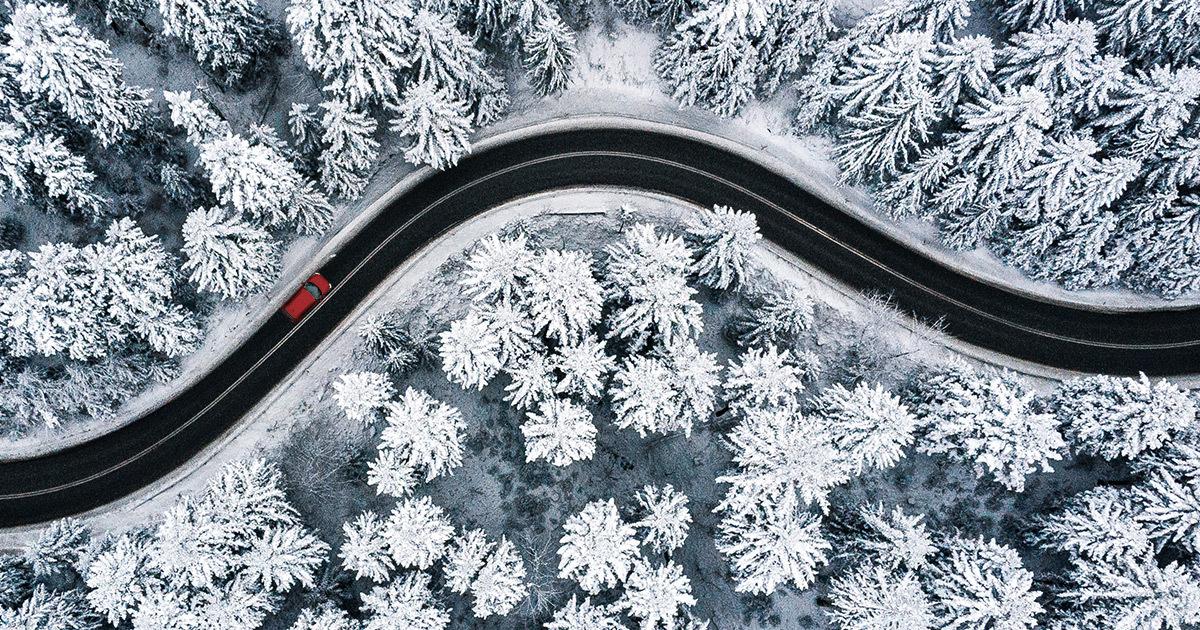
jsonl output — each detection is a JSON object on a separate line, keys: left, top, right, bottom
{"left": 158, "top": 0, "right": 277, "bottom": 87}
{"left": 927, "top": 537, "right": 1043, "bottom": 629}
{"left": 388, "top": 80, "right": 473, "bottom": 170}
{"left": 520, "top": 398, "right": 598, "bottom": 466}
{"left": 332, "top": 371, "right": 395, "bottom": 424}
{"left": 1051, "top": 374, "right": 1195, "bottom": 460}
{"left": 715, "top": 489, "right": 830, "bottom": 595}
{"left": 180, "top": 207, "right": 281, "bottom": 300}
{"left": 2, "top": 2, "right": 149, "bottom": 146}
{"left": 523, "top": 13, "right": 577, "bottom": 95}
{"left": 685, "top": 205, "right": 761, "bottom": 291}
{"left": 557, "top": 499, "right": 640, "bottom": 594}
{"left": 286, "top": 0, "right": 415, "bottom": 107}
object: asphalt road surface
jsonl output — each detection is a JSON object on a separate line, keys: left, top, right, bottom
{"left": 2, "top": 127, "right": 1198, "bottom": 527}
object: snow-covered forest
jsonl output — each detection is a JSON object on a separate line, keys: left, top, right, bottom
{"left": 6, "top": 203, "right": 1200, "bottom": 628}
{"left": 0, "top": 0, "right": 583, "bottom": 438}
{"left": 2, "top": 0, "right": 1200, "bottom": 626}
{"left": 646, "top": 0, "right": 1200, "bottom": 298}
{"left": 0, "top": 0, "right": 1196, "bottom": 441}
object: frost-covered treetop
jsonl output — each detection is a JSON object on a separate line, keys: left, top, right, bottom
{"left": 379, "top": 387, "right": 466, "bottom": 481}
{"left": 332, "top": 371, "right": 395, "bottom": 424}
{"left": 1052, "top": 373, "right": 1196, "bottom": 461}
{"left": 928, "top": 536, "right": 1043, "bottom": 630}
{"left": 915, "top": 360, "right": 1065, "bottom": 492}
{"left": 558, "top": 499, "right": 640, "bottom": 594}
{"left": 686, "top": 205, "right": 762, "bottom": 290}
{"left": 2, "top": 2, "right": 148, "bottom": 146}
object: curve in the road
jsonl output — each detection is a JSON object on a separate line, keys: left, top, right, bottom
{"left": 2, "top": 126, "right": 1198, "bottom": 527}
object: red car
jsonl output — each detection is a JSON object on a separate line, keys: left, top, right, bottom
{"left": 281, "top": 273, "right": 332, "bottom": 322}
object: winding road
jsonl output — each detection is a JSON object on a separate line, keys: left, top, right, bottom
{"left": 1, "top": 126, "right": 1197, "bottom": 528}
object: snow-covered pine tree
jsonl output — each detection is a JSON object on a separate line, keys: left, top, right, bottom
{"left": 913, "top": 360, "right": 1064, "bottom": 492}
{"left": 654, "top": 0, "right": 767, "bottom": 117}
{"left": 1133, "top": 472, "right": 1200, "bottom": 554}
{"left": 23, "top": 134, "right": 107, "bottom": 220}
{"left": 1062, "top": 552, "right": 1200, "bottom": 630}
{"left": 835, "top": 87, "right": 938, "bottom": 184}
{"left": 927, "top": 537, "right": 1043, "bottom": 629}
{"left": 360, "top": 571, "right": 450, "bottom": 629}
{"left": 545, "top": 595, "right": 623, "bottom": 630}
{"left": 1031, "top": 486, "right": 1153, "bottom": 563}
{"left": 339, "top": 510, "right": 395, "bottom": 581}
{"left": 444, "top": 528, "right": 493, "bottom": 594}
{"left": 286, "top": 0, "right": 414, "bottom": 107}
{"left": 874, "top": 145, "right": 957, "bottom": 219}
{"left": 480, "top": 302, "right": 537, "bottom": 367}
{"left": 609, "top": 344, "right": 719, "bottom": 438}
{"left": 198, "top": 134, "right": 311, "bottom": 229}
{"left": 2, "top": 2, "right": 149, "bottom": 146}
{"left": 407, "top": 7, "right": 508, "bottom": 124}
{"left": 168, "top": 91, "right": 333, "bottom": 233}
{"left": 0, "top": 555, "right": 33, "bottom": 608}
{"left": 379, "top": 387, "right": 465, "bottom": 481}
{"left": 332, "top": 371, "right": 395, "bottom": 424}
{"left": 833, "top": 31, "right": 934, "bottom": 119}
{"left": 357, "top": 309, "right": 422, "bottom": 375}
{"left": 0, "top": 220, "right": 199, "bottom": 361}
{"left": 618, "top": 559, "right": 696, "bottom": 630}
{"left": 834, "top": 503, "right": 935, "bottom": 570}
{"left": 503, "top": 351, "right": 554, "bottom": 410}
{"left": 716, "top": 405, "right": 850, "bottom": 513}
{"left": 714, "top": 489, "right": 830, "bottom": 595}
{"left": 1095, "top": 0, "right": 1200, "bottom": 66}
{"left": 1051, "top": 374, "right": 1195, "bottom": 460}
{"left": 656, "top": 0, "right": 832, "bottom": 117}
{"left": 754, "top": 0, "right": 836, "bottom": 93}
{"left": 163, "top": 90, "right": 230, "bottom": 146}
{"left": 132, "top": 459, "right": 328, "bottom": 626}
{"left": 557, "top": 499, "right": 640, "bottom": 594}
{"left": 993, "top": 0, "right": 1084, "bottom": 31}
{"left": 388, "top": 79, "right": 473, "bottom": 170}
{"left": 526, "top": 248, "right": 604, "bottom": 344}
{"left": 813, "top": 382, "right": 917, "bottom": 473}
{"left": 289, "top": 606, "right": 361, "bottom": 630}
{"left": 728, "top": 284, "right": 814, "bottom": 348}
{"left": 471, "top": 537, "right": 528, "bottom": 618}
{"left": 461, "top": 233, "right": 536, "bottom": 303}
{"left": 632, "top": 484, "right": 692, "bottom": 555}
{"left": 367, "top": 449, "right": 419, "bottom": 497}
{"left": 932, "top": 36, "right": 997, "bottom": 116}
{"left": 829, "top": 565, "right": 933, "bottom": 630}
{"left": 1093, "top": 65, "right": 1200, "bottom": 162}
{"left": 180, "top": 207, "right": 281, "bottom": 300}
{"left": 685, "top": 205, "right": 761, "bottom": 290}
{"left": 940, "top": 87, "right": 1052, "bottom": 245}
{"left": 603, "top": 223, "right": 702, "bottom": 349}
{"left": 0, "top": 584, "right": 101, "bottom": 630}
{"left": 29, "top": 517, "right": 88, "bottom": 579}
{"left": 520, "top": 398, "right": 597, "bottom": 466}
{"left": 523, "top": 13, "right": 576, "bottom": 95}
{"left": 440, "top": 310, "right": 502, "bottom": 389}
{"left": 158, "top": 0, "right": 278, "bottom": 87}
{"left": 997, "top": 19, "right": 1098, "bottom": 99}
{"left": 382, "top": 496, "right": 454, "bottom": 569}
{"left": 551, "top": 336, "right": 615, "bottom": 401}
{"left": 313, "top": 100, "right": 379, "bottom": 199}
{"left": 85, "top": 531, "right": 156, "bottom": 626}
{"left": 722, "top": 344, "right": 806, "bottom": 416}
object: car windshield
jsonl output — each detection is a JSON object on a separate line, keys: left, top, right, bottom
{"left": 303, "top": 282, "right": 322, "bottom": 299}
